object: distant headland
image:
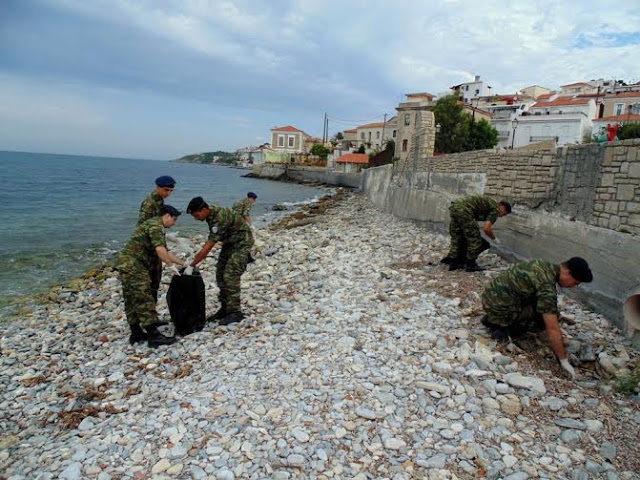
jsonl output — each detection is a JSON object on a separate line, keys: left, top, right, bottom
{"left": 173, "top": 151, "right": 239, "bottom": 165}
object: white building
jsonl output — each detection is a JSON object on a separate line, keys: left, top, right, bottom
{"left": 512, "top": 97, "right": 596, "bottom": 147}
{"left": 450, "top": 75, "right": 493, "bottom": 104}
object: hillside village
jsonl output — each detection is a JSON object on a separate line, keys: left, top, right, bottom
{"left": 220, "top": 76, "right": 640, "bottom": 173}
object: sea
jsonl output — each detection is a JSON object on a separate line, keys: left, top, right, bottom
{"left": 0, "top": 151, "right": 331, "bottom": 317}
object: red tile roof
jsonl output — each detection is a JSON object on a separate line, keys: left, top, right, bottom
{"left": 536, "top": 93, "right": 556, "bottom": 100}
{"left": 271, "top": 125, "right": 304, "bottom": 133}
{"left": 335, "top": 153, "right": 369, "bottom": 164}
{"left": 344, "top": 128, "right": 357, "bottom": 133}
{"left": 561, "top": 82, "right": 593, "bottom": 87}
{"left": 594, "top": 114, "right": 640, "bottom": 123}
{"left": 531, "top": 97, "right": 591, "bottom": 108}
{"left": 357, "top": 121, "right": 395, "bottom": 129}
{"left": 604, "top": 91, "right": 640, "bottom": 99}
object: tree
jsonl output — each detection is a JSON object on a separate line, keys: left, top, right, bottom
{"left": 619, "top": 123, "right": 640, "bottom": 140}
{"left": 357, "top": 144, "right": 366, "bottom": 153}
{"left": 332, "top": 132, "right": 344, "bottom": 141}
{"left": 432, "top": 94, "right": 499, "bottom": 153}
{"left": 310, "top": 143, "right": 331, "bottom": 160}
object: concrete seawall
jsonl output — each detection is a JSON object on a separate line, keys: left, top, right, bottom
{"left": 363, "top": 163, "right": 640, "bottom": 346}
{"left": 251, "top": 164, "right": 362, "bottom": 188}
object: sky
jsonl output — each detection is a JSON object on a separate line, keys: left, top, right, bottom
{"left": 0, "top": 0, "right": 639, "bottom": 160}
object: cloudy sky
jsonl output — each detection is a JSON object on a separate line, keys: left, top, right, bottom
{"left": 1, "top": 0, "right": 638, "bottom": 159}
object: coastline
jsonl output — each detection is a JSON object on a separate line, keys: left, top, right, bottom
{"left": 2, "top": 190, "right": 639, "bottom": 478}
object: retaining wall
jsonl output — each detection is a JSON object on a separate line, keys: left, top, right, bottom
{"left": 252, "top": 164, "right": 361, "bottom": 188}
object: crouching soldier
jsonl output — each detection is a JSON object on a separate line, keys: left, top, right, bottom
{"left": 481, "top": 257, "right": 593, "bottom": 379}
{"left": 441, "top": 194, "right": 511, "bottom": 272}
{"left": 118, "top": 205, "right": 186, "bottom": 347}
{"left": 186, "top": 197, "right": 254, "bottom": 325}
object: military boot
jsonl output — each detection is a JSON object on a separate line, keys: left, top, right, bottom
{"left": 129, "top": 324, "right": 147, "bottom": 345}
{"left": 206, "top": 307, "right": 227, "bottom": 323}
{"left": 465, "top": 260, "right": 484, "bottom": 272}
{"left": 219, "top": 311, "right": 245, "bottom": 326}
{"left": 448, "top": 260, "right": 464, "bottom": 271}
{"left": 146, "top": 325, "right": 176, "bottom": 348}
{"left": 440, "top": 256, "right": 454, "bottom": 265}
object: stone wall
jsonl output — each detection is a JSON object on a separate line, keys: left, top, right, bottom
{"left": 392, "top": 138, "right": 640, "bottom": 235}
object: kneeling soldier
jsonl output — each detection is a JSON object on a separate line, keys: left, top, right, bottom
{"left": 118, "top": 205, "right": 186, "bottom": 347}
{"left": 481, "top": 257, "right": 593, "bottom": 379}
{"left": 186, "top": 197, "right": 254, "bottom": 325}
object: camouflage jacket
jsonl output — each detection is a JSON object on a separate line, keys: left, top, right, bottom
{"left": 205, "top": 204, "right": 250, "bottom": 243}
{"left": 118, "top": 218, "right": 166, "bottom": 271}
{"left": 138, "top": 191, "right": 164, "bottom": 225}
{"left": 232, "top": 198, "right": 253, "bottom": 218}
{"left": 451, "top": 195, "right": 499, "bottom": 223}
{"left": 482, "top": 259, "right": 559, "bottom": 315}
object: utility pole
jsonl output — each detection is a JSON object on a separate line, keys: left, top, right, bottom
{"left": 322, "top": 113, "right": 327, "bottom": 144}
{"left": 381, "top": 113, "right": 387, "bottom": 149}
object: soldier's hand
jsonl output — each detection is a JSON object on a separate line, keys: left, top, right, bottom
{"left": 167, "top": 265, "right": 181, "bottom": 276}
{"left": 493, "top": 237, "right": 501, "bottom": 245}
{"left": 559, "top": 358, "right": 576, "bottom": 380}
{"left": 184, "top": 266, "right": 194, "bottom": 275}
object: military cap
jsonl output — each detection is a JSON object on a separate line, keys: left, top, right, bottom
{"left": 162, "top": 204, "right": 181, "bottom": 217}
{"left": 247, "top": 191, "right": 258, "bottom": 199}
{"left": 565, "top": 257, "right": 593, "bottom": 283}
{"left": 187, "top": 196, "right": 208, "bottom": 214}
{"left": 155, "top": 175, "right": 176, "bottom": 187}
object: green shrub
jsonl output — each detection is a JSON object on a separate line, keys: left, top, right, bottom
{"left": 619, "top": 123, "right": 640, "bottom": 140}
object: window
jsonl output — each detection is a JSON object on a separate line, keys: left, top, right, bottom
{"left": 360, "top": 132, "right": 365, "bottom": 140}
{"left": 277, "top": 135, "right": 285, "bottom": 147}
{"left": 631, "top": 103, "right": 640, "bottom": 115}
{"left": 392, "top": 130, "right": 397, "bottom": 138}
{"left": 402, "top": 139, "right": 408, "bottom": 151}
{"left": 376, "top": 131, "right": 380, "bottom": 139}
{"left": 475, "top": 89, "right": 480, "bottom": 95}
{"left": 404, "top": 113, "right": 410, "bottom": 126}
{"left": 615, "top": 103, "right": 624, "bottom": 115}
{"left": 288, "top": 135, "right": 295, "bottom": 148}
{"left": 465, "top": 85, "right": 469, "bottom": 91}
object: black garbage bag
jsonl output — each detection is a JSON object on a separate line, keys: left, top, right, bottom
{"left": 166, "top": 269, "right": 206, "bottom": 336}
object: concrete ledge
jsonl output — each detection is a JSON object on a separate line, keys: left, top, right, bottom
{"left": 252, "top": 164, "right": 362, "bottom": 188}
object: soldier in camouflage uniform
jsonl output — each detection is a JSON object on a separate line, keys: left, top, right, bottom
{"left": 441, "top": 194, "right": 511, "bottom": 272}
{"left": 481, "top": 257, "right": 593, "bottom": 379}
{"left": 118, "top": 204, "right": 186, "bottom": 347}
{"left": 186, "top": 196, "right": 254, "bottom": 326}
{"left": 138, "top": 175, "right": 177, "bottom": 303}
{"left": 232, "top": 191, "right": 257, "bottom": 226}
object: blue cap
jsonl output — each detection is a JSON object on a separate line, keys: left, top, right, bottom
{"left": 162, "top": 205, "right": 181, "bottom": 217}
{"left": 247, "top": 191, "right": 257, "bottom": 199}
{"left": 155, "top": 175, "right": 176, "bottom": 187}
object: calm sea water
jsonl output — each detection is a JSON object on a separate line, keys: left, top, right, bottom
{"left": 0, "top": 151, "right": 330, "bottom": 314}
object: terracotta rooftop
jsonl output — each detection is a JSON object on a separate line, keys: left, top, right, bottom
{"left": 335, "top": 153, "right": 369, "bottom": 164}
{"left": 344, "top": 128, "right": 357, "bottom": 133}
{"left": 531, "top": 97, "right": 591, "bottom": 108}
{"left": 271, "top": 125, "right": 305, "bottom": 133}
{"left": 357, "top": 120, "right": 397, "bottom": 129}
{"left": 604, "top": 91, "right": 640, "bottom": 99}
{"left": 594, "top": 114, "right": 640, "bottom": 123}
{"left": 536, "top": 93, "right": 557, "bottom": 100}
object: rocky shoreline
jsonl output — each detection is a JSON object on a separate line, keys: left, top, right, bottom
{"left": 1, "top": 190, "right": 639, "bottom": 480}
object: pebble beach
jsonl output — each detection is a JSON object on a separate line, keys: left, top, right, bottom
{"left": 1, "top": 190, "right": 639, "bottom": 480}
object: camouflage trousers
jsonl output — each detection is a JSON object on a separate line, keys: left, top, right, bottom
{"left": 119, "top": 266, "right": 158, "bottom": 329}
{"left": 447, "top": 204, "right": 483, "bottom": 261}
{"left": 216, "top": 231, "right": 254, "bottom": 313}
{"left": 150, "top": 261, "right": 162, "bottom": 302}
{"left": 482, "top": 301, "right": 545, "bottom": 335}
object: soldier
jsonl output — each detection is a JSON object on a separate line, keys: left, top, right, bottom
{"left": 118, "top": 204, "right": 186, "bottom": 347}
{"left": 138, "top": 175, "right": 177, "bottom": 303}
{"left": 232, "top": 191, "right": 258, "bottom": 226}
{"left": 185, "top": 197, "right": 254, "bottom": 325}
{"left": 481, "top": 257, "right": 593, "bottom": 379}
{"left": 441, "top": 194, "right": 511, "bottom": 272}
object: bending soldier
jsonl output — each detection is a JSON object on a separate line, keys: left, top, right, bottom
{"left": 441, "top": 194, "right": 511, "bottom": 272}
{"left": 118, "top": 205, "right": 186, "bottom": 347}
{"left": 481, "top": 257, "right": 593, "bottom": 379}
{"left": 186, "top": 197, "right": 254, "bottom": 326}
{"left": 232, "top": 191, "right": 258, "bottom": 226}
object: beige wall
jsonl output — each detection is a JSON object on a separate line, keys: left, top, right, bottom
{"left": 394, "top": 104, "right": 436, "bottom": 164}
{"left": 271, "top": 131, "right": 307, "bottom": 153}
{"left": 602, "top": 95, "right": 640, "bottom": 117}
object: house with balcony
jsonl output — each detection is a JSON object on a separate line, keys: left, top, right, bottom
{"left": 270, "top": 125, "right": 311, "bottom": 153}
{"left": 512, "top": 97, "right": 596, "bottom": 148}
{"left": 355, "top": 117, "right": 397, "bottom": 151}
